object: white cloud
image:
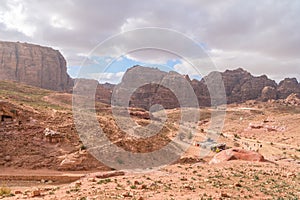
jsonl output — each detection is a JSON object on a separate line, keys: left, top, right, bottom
{"left": 209, "top": 48, "right": 300, "bottom": 82}
{"left": 50, "top": 15, "right": 73, "bottom": 30}
{"left": 121, "top": 18, "right": 149, "bottom": 33}
{"left": 0, "top": 0, "right": 36, "bottom": 36}
{"left": 0, "top": 0, "right": 299, "bottom": 82}
{"left": 90, "top": 72, "right": 125, "bottom": 84}
{"left": 173, "top": 60, "right": 199, "bottom": 76}
{"left": 173, "top": 57, "right": 218, "bottom": 79}
{"left": 124, "top": 48, "right": 178, "bottom": 65}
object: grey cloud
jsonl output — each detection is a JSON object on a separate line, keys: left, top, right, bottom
{"left": 0, "top": 0, "right": 299, "bottom": 81}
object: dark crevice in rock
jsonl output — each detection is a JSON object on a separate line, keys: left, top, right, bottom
{"left": 14, "top": 43, "right": 20, "bottom": 81}
{"left": 41, "top": 53, "right": 44, "bottom": 88}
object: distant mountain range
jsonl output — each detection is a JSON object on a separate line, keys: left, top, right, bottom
{"left": 94, "top": 66, "right": 300, "bottom": 109}
{"left": 0, "top": 41, "right": 299, "bottom": 108}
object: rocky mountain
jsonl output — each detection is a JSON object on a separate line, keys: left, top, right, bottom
{"left": 97, "top": 66, "right": 300, "bottom": 109}
{"left": 215, "top": 68, "right": 277, "bottom": 104}
{"left": 1, "top": 41, "right": 299, "bottom": 107}
{"left": 0, "top": 41, "right": 73, "bottom": 91}
{"left": 111, "top": 66, "right": 181, "bottom": 109}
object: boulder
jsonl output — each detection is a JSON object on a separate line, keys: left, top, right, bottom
{"left": 94, "top": 171, "right": 125, "bottom": 179}
{"left": 58, "top": 151, "right": 85, "bottom": 170}
{"left": 4, "top": 155, "right": 11, "bottom": 162}
{"left": 44, "top": 128, "right": 63, "bottom": 143}
{"left": 209, "top": 148, "right": 265, "bottom": 164}
{"left": 248, "top": 123, "right": 264, "bottom": 129}
{"left": 129, "top": 110, "right": 151, "bottom": 119}
{"left": 31, "top": 190, "right": 41, "bottom": 197}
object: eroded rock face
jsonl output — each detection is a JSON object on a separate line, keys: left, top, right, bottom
{"left": 113, "top": 66, "right": 184, "bottom": 109}
{"left": 284, "top": 93, "right": 300, "bottom": 106}
{"left": 97, "top": 66, "right": 300, "bottom": 108}
{"left": 217, "top": 68, "right": 277, "bottom": 104}
{"left": 277, "top": 78, "right": 300, "bottom": 99}
{"left": 0, "top": 41, "right": 73, "bottom": 91}
{"left": 107, "top": 67, "right": 284, "bottom": 108}
{"left": 261, "top": 86, "right": 277, "bottom": 101}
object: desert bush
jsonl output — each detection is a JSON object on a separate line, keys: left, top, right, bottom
{"left": 0, "top": 186, "right": 13, "bottom": 197}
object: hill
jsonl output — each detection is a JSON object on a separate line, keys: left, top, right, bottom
{"left": 0, "top": 80, "right": 299, "bottom": 199}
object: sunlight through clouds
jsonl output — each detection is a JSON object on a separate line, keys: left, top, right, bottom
{"left": 0, "top": 0, "right": 36, "bottom": 37}
{"left": 0, "top": 0, "right": 299, "bottom": 81}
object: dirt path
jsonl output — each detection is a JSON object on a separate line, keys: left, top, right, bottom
{"left": 0, "top": 168, "right": 90, "bottom": 187}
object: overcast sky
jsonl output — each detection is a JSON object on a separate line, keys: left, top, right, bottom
{"left": 0, "top": 0, "right": 299, "bottom": 83}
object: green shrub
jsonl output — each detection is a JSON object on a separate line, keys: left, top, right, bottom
{"left": 0, "top": 186, "right": 13, "bottom": 197}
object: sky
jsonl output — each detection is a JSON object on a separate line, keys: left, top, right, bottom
{"left": 0, "top": 0, "right": 299, "bottom": 84}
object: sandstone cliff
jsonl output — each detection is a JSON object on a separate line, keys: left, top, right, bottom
{"left": 0, "top": 41, "right": 73, "bottom": 91}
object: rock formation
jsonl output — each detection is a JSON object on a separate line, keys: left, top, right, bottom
{"left": 261, "top": 86, "right": 277, "bottom": 101}
{"left": 111, "top": 66, "right": 201, "bottom": 109}
{"left": 218, "top": 68, "right": 277, "bottom": 104}
{"left": 100, "top": 66, "right": 300, "bottom": 109}
{"left": 277, "top": 78, "right": 300, "bottom": 99}
{"left": 1, "top": 41, "right": 299, "bottom": 107}
{"left": 283, "top": 93, "right": 300, "bottom": 106}
{"left": 0, "top": 41, "right": 73, "bottom": 91}
{"left": 209, "top": 148, "right": 265, "bottom": 164}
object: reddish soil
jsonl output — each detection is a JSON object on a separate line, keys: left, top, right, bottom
{"left": 0, "top": 81, "right": 299, "bottom": 199}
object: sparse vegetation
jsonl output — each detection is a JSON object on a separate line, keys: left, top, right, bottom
{"left": 0, "top": 78, "right": 299, "bottom": 199}
{"left": 130, "top": 185, "right": 137, "bottom": 189}
{"left": 234, "top": 134, "right": 241, "bottom": 139}
{"left": 80, "top": 144, "right": 87, "bottom": 150}
{"left": 97, "top": 179, "right": 112, "bottom": 184}
{"left": 0, "top": 186, "right": 13, "bottom": 197}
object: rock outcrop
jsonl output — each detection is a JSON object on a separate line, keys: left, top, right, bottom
{"left": 277, "top": 78, "right": 300, "bottom": 99}
{"left": 261, "top": 86, "right": 277, "bottom": 101}
{"left": 112, "top": 66, "right": 193, "bottom": 109}
{"left": 283, "top": 93, "right": 300, "bottom": 106}
{"left": 209, "top": 148, "right": 265, "bottom": 164}
{"left": 0, "top": 41, "right": 73, "bottom": 91}
{"left": 216, "top": 68, "right": 277, "bottom": 104}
